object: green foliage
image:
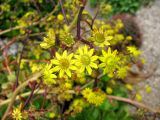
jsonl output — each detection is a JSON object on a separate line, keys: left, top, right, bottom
{"left": 0, "top": 0, "right": 59, "bottom": 38}
{"left": 90, "top": 0, "right": 154, "bottom": 16}
{"left": 69, "top": 100, "right": 134, "bottom": 120}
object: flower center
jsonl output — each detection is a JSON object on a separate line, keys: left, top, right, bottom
{"left": 59, "top": 58, "right": 70, "bottom": 69}
{"left": 95, "top": 32, "right": 105, "bottom": 43}
{"left": 64, "top": 35, "right": 74, "bottom": 45}
{"left": 81, "top": 55, "right": 90, "bottom": 66}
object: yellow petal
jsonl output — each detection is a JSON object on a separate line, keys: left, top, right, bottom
{"left": 78, "top": 47, "right": 83, "bottom": 55}
{"left": 74, "top": 55, "right": 79, "bottom": 59}
{"left": 79, "top": 66, "right": 85, "bottom": 73}
{"left": 53, "top": 66, "right": 61, "bottom": 72}
{"left": 40, "top": 43, "right": 48, "bottom": 49}
{"left": 90, "top": 62, "right": 98, "bottom": 68}
{"left": 63, "top": 50, "right": 67, "bottom": 57}
{"left": 102, "top": 50, "right": 107, "bottom": 56}
{"left": 68, "top": 53, "right": 73, "bottom": 60}
{"left": 59, "top": 70, "right": 64, "bottom": 78}
{"left": 51, "top": 59, "right": 59, "bottom": 65}
{"left": 84, "top": 45, "right": 88, "bottom": 54}
{"left": 91, "top": 56, "right": 98, "bottom": 61}
{"left": 51, "top": 74, "right": 57, "bottom": 78}
{"left": 66, "top": 69, "right": 71, "bottom": 77}
{"left": 108, "top": 47, "right": 111, "bottom": 54}
{"left": 99, "top": 63, "right": 106, "bottom": 68}
{"left": 86, "top": 66, "right": 92, "bottom": 75}
{"left": 99, "top": 57, "right": 105, "bottom": 62}
{"left": 70, "top": 65, "right": 77, "bottom": 70}
{"left": 56, "top": 52, "right": 61, "bottom": 60}
{"left": 89, "top": 49, "right": 94, "bottom": 57}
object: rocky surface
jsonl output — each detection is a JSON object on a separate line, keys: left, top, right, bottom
{"left": 135, "top": 0, "right": 160, "bottom": 110}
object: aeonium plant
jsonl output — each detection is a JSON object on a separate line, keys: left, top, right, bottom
{"left": 2, "top": 1, "right": 157, "bottom": 120}
{"left": 31, "top": 17, "right": 141, "bottom": 119}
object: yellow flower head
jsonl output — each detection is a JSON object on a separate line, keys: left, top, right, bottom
{"left": 82, "top": 88, "right": 106, "bottom": 106}
{"left": 74, "top": 45, "right": 98, "bottom": 75}
{"left": 135, "top": 93, "right": 142, "bottom": 102}
{"left": 126, "top": 36, "right": 133, "bottom": 41}
{"left": 69, "top": 99, "right": 86, "bottom": 114}
{"left": 117, "top": 66, "right": 128, "bottom": 79}
{"left": 40, "top": 29, "right": 55, "bottom": 49}
{"left": 125, "top": 84, "right": 133, "bottom": 91}
{"left": 145, "top": 85, "right": 152, "bottom": 93}
{"left": 48, "top": 112, "right": 55, "bottom": 119}
{"left": 12, "top": 107, "right": 22, "bottom": 120}
{"left": 106, "top": 87, "right": 113, "bottom": 94}
{"left": 127, "top": 46, "right": 141, "bottom": 57}
{"left": 42, "top": 63, "right": 57, "bottom": 85}
{"left": 57, "top": 14, "right": 64, "bottom": 21}
{"left": 100, "top": 4, "right": 112, "bottom": 14}
{"left": 82, "top": 87, "right": 92, "bottom": 98}
{"left": 59, "top": 29, "right": 75, "bottom": 47}
{"left": 51, "top": 51, "right": 76, "bottom": 78}
{"left": 99, "top": 48, "right": 120, "bottom": 76}
{"left": 90, "top": 26, "right": 112, "bottom": 48}
{"left": 115, "top": 19, "right": 124, "bottom": 30}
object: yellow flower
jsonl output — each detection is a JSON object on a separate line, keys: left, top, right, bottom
{"left": 82, "top": 88, "right": 106, "bottom": 106}
{"left": 59, "top": 29, "right": 74, "bottom": 47}
{"left": 12, "top": 107, "right": 22, "bottom": 120}
{"left": 145, "top": 85, "right": 152, "bottom": 93}
{"left": 125, "top": 84, "right": 133, "bottom": 91}
{"left": 94, "top": 92, "right": 106, "bottom": 106}
{"left": 99, "top": 48, "right": 120, "bottom": 76}
{"left": 51, "top": 51, "right": 76, "bottom": 78}
{"left": 48, "top": 112, "right": 55, "bottom": 118}
{"left": 40, "top": 29, "right": 55, "bottom": 49}
{"left": 74, "top": 45, "right": 98, "bottom": 75}
{"left": 82, "top": 87, "right": 92, "bottom": 98}
{"left": 115, "top": 19, "right": 124, "bottom": 29}
{"left": 126, "top": 36, "right": 132, "bottom": 41}
{"left": 135, "top": 93, "right": 142, "bottom": 102}
{"left": 127, "top": 46, "right": 141, "bottom": 57}
{"left": 106, "top": 87, "right": 113, "bottom": 94}
{"left": 117, "top": 67, "right": 128, "bottom": 79}
{"left": 110, "top": 79, "right": 116, "bottom": 85}
{"left": 69, "top": 99, "right": 86, "bottom": 114}
{"left": 90, "top": 26, "right": 112, "bottom": 48}
{"left": 65, "top": 82, "right": 72, "bottom": 89}
{"left": 42, "top": 64, "right": 57, "bottom": 85}
{"left": 57, "top": 14, "right": 64, "bottom": 21}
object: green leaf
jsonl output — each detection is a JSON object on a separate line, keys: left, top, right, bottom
{"left": 103, "top": 111, "right": 118, "bottom": 120}
{"left": 99, "top": 99, "right": 111, "bottom": 111}
{"left": 100, "top": 74, "right": 110, "bottom": 82}
{"left": 7, "top": 72, "right": 16, "bottom": 81}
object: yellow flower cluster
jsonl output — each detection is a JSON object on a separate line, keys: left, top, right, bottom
{"left": 100, "top": 4, "right": 112, "bottom": 14}
{"left": 40, "top": 28, "right": 55, "bottom": 49}
{"left": 50, "top": 45, "right": 98, "bottom": 79}
{"left": 68, "top": 99, "right": 86, "bottom": 114}
{"left": 12, "top": 107, "right": 22, "bottom": 120}
{"left": 82, "top": 88, "right": 106, "bottom": 106}
{"left": 41, "top": 44, "right": 133, "bottom": 85}
{"left": 127, "top": 46, "right": 141, "bottom": 57}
